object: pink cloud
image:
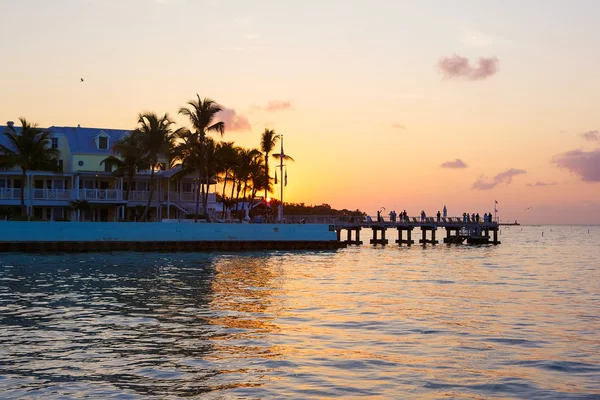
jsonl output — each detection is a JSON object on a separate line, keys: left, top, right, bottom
{"left": 472, "top": 168, "right": 527, "bottom": 190}
{"left": 391, "top": 123, "right": 406, "bottom": 130}
{"left": 441, "top": 159, "right": 468, "bottom": 169}
{"left": 219, "top": 108, "right": 251, "bottom": 131}
{"left": 527, "top": 181, "right": 558, "bottom": 187}
{"left": 437, "top": 54, "right": 499, "bottom": 80}
{"left": 265, "top": 101, "right": 292, "bottom": 112}
{"left": 580, "top": 130, "right": 599, "bottom": 141}
{"left": 551, "top": 148, "right": 600, "bottom": 182}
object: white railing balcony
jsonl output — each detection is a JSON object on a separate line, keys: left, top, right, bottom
{"left": 78, "top": 189, "right": 121, "bottom": 202}
{"left": 163, "top": 191, "right": 216, "bottom": 204}
{"left": 33, "top": 189, "right": 73, "bottom": 200}
{"left": 0, "top": 188, "right": 23, "bottom": 200}
{"left": 128, "top": 190, "right": 158, "bottom": 202}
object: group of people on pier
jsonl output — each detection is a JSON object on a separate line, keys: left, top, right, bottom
{"left": 370, "top": 205, "right": 496, "bottom": 224}
{"left": 461, "top": 212, "right": 495, "bottom": 224}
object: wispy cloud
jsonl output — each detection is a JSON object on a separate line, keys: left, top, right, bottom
{"left": 219, "top": 108, "right": 251, "bottom": 132}
{"left": 391, "top": 123, "right": 406, "bottom": 130}
{"left": 155, "top": 0, "right": 186, "bottom": 4}
{"left": 441, "top": 159, "right": 468, "bottom": 169}
{"left": 460, "top": 27, "right": 493, "bottom": 48}
{"left": 527, "top": 181, "right": 558, "bottom": 187}
{"left": 580, "top": 130, "right": 599, "bottom": 141}
{"left": 265, "top": 101, "right": 292, "bottom": 112}
{"left": 472, "top": 168, "right": 527, "bottom": 190}
{"left": 551, "top": 149, "right": 600, "bottom": 182}
{"left": 437, "top": 54, "right": 499, "bottom": 81}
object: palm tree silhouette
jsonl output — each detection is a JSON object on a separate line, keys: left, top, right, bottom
{"left": 132, "top": 113, "right": 176, "bottom": 221}
{"left": 0, "top": 118, "right": 60, "bottom": 216}
{"left": 177, "top": 95, "right": 225, "bottom": 220}
{"left": 260, "top": 128, "right": 279, "bottom": 203}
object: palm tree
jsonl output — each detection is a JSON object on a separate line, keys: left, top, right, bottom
{"left": 215, "top": 141, "right": 238, "bottom": 217}
{"left": 178, "top": 95, "right": 225, "bottom": 219}
{"left": 260, "top": 129, "right": 279, "bottom": 202}
{"left": 0, "top": 118, "right": 60, "bottom": 216}
{"left": 100, "top": 132, "right": 144, "bottom": 202}
{"left": 133, "top": 113, "right": 176, "bottom": 222}
{"left": 233, "top": 147, "right": 262, "bottom": 217}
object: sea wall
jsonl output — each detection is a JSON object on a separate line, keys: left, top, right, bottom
{"left": 0, "top": 222, "right": 344, "bottom": 252}
{"left": 0, "top": 222, "right": 337, "bottom": 242}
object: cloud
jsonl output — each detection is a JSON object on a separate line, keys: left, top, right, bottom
{"left": 472, "top": 168, "right": 527, "bottom": 190}
{"left": 265, "top": 101, "right": 292, "bottom": 112}
{"left": 580, "top": 130, "right": 599, "bottom": 141}
{"left": 219, "top": 108, "right": 251, "bottom": 132}
{"left": 460, "top": 27, "right": 493, "bottom": 48}
{"left": 527, "top": 181, "right": 558, "bottom": 187}
{"left": 437, "top": 54, "right": 499, "bottom": 80}
{"left": 391, "top": 123, "right": 406, "bottom": 130}
{"left": 441, "top": 159, "right": 468, "bottom": 169}
{"left": 551, "top": 148, "right": 600, "bottom": 182}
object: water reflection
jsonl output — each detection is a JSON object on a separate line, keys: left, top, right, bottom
{"left": 0, "top": 226, "right": 599, "bottom": 399}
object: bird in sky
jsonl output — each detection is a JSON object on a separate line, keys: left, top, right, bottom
{"left": 80, "top": 78, "right": 84, "bottom": 82}
{"left": 525, "top": 207, "right": 532, "bottom": 211}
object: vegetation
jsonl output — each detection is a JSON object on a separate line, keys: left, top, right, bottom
{"left": 3, "top": 96, "right": 365, "bottom": 221}
{"left": 0, "top": 118, "right": 60, "bottom": 216}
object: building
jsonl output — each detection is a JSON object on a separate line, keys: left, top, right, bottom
{"left": 0, "top": 123, "right": 217, "bottom": 221}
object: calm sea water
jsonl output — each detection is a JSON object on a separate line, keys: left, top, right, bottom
{"left": 0, "top": 225, "right": 599, "bottom": 399}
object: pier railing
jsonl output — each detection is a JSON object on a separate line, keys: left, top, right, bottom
{"left": 283, "top": 214, "right": 498, "bottom": 226}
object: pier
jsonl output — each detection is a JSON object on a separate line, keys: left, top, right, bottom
{"left": 332, "top": 217, "right": 501, "bottom": 246}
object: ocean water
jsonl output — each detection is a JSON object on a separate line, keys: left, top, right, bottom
{"left": 0, "top": 225, "right": 598, "bottom": 399}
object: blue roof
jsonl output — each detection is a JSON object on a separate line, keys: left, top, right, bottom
{"left": 49, "top": 126, "right": 131, "bottom": 154}
{"left": 0, "top": 125, "right": 131, "bottom": 155}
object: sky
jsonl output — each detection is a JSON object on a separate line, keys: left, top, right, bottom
{"left": 1, "top": 0, "right": 599, "bottom": 224}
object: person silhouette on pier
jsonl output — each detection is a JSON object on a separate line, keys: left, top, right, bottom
{"left": 377, "top": 210, "right": 382, "bottom": 223}
{"left": 437, "top": 210, "right": 441, "bottom": 222}
{"left": 443, "top": 205, "right": 447, "bottom": 218}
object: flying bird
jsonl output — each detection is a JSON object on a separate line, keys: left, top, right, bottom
{"left": 80, "top": 78, "right": 84, "bottom": 82}
{"left": 525, "top": 207, "right": 532, "bottom": 211}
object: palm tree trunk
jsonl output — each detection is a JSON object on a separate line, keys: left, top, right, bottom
{"left": 141, "top": 168, "right": 155, "bottom": 222}
{"left": 194, "top": 170, "right": 201, "bottom": 222}
{"left": 264, "top": 152, "right": 269, "bottom": 202}
{"left": 201, "top": 169, "right": 209, "bottom": 220}
{"left": 221, "top": 170, "right": 229, "bottom": 218}
{"left": 20, "top": 169, "right": 27, "bottom": 216}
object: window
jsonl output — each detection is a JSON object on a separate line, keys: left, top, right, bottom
{"left": 57, "top": 159, "right": 63, "bottom": 171}
{"left": 51, "top": 137, "right": 59, "bottom": 149}
{"left": 98, "top": 136, "right": 108, "bottom": 150}
{"left": 13, "top": 179, "right": 21, "bottom": 189}
{"left": 182, "top": 182, "right": 192, "bottom": 192}
{"left": 0, "top": 179, "right": 10, "bottom": 189}
{"left": 104, "top": 161, "right": 112, "bottom": 172}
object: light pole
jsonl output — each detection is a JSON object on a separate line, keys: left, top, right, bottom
{"left": 273, "top": 135, "right": 286, "bottom": 223}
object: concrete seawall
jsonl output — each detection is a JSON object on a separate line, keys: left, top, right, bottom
{"left": 0, "top": 222, "right": 345, "bottom": 252}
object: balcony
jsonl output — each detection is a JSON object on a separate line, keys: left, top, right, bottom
{"left": 78, "top": 189, "right": 121, "bottom": 202}
{"left": 0, "top": 188, "right": 23, "bottom": 200}
{"left": 33, "top": 189, "right": 73, "bottom": 200}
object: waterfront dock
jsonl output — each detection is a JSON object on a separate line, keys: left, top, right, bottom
{"left": 334, "top": 217, "right": 500, "bottom": 246}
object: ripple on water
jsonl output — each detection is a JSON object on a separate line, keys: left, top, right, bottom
{"left": 0, "top": 227, "right": 599, "bottom": 399}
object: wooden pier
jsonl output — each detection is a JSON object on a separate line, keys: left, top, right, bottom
{"left": 335, "top": 217, "right": 501, "bottom": 246}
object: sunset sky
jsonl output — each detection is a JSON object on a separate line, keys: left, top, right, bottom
{"left": 1, "top": 0, "right": 599, "bottom": 224}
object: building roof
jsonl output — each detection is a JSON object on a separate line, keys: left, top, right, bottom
{"left": 49, "top": 126, "right": 131, "bottom": 155}
{"left": 0, "top": 124, "right": 131, "bottom": 155}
